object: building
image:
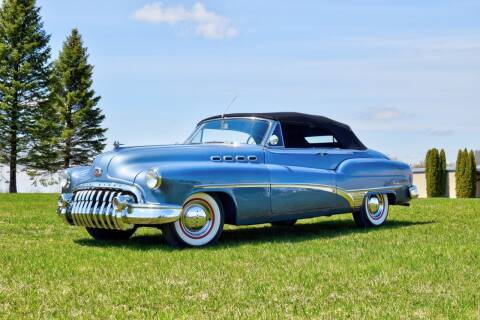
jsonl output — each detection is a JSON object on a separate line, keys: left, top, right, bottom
{"left": 412, "top": 166, "right": 480, "bottom": 198}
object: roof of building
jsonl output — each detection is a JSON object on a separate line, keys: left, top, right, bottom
{"left": 200, "top": 112, "right": 367, "bottom": 150}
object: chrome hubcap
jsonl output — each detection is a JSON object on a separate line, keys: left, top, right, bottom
{"left": 183, "top": 204, "right": 208, "bottom": 230}
{"left": 366, "top": 194, "right": 385, "bottom": 220}
{"left": 180, "top": 200, "right": 213, "bottom": 236}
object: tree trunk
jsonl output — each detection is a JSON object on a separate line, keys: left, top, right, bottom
{"left": 9, "top": 154, "right": 17, "bottom": 193}
{"left": 64, "top": 136, "right": 71, "bottom": 168}
{"left": 9, "top": 123, "right": 17, "bottom": 193}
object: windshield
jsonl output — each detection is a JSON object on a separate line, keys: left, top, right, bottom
{"left": 186, "top": 118, "right": 270, "bottom": 145}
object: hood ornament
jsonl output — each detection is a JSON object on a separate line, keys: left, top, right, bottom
{"left": 113, "top": 140, "right": 124, "bottom": 150}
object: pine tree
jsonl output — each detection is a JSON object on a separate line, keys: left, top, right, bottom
{"left": 52, "top": 28, "right": 106, "bottom": 168}
{"left": 0, "top": 0, "right": 52, "bottom": 193}
{"left": 439, "top": 149, "right": 447, "bottom": 197}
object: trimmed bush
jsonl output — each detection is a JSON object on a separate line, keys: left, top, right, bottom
{"left": 425, "top": 148, "right": 446, "bottom": 197}
{"left": 439, "top": 149, "right": 447, "bottom": 196}
{"left": 469, "top": 150, "right": 477, "bottom": 197}
{"left": 456, "top": 149, "right": 477, "bottom": 198}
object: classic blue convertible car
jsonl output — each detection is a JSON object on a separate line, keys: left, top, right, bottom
{"left": 57, "top": 112, "right": 418, "bottom": 247}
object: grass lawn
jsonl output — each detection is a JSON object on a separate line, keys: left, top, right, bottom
{"left": 0, "top": 194, "right": 479, "bottom": 319}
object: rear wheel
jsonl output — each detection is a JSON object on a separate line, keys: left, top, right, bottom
{"left": 162, "top": 193, "right": 224, "bottom": 247}
{"left": 353, "top": 193, "right": 389, "bottom": 228}
{"left": 85, "top": 227, "right": 136, "bottom": 241}
{"left": 271, "top": 219, "right": 297, "bottom": 227}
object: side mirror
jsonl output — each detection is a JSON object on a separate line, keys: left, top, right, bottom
{"left": 268, "top": 135, "right": 279, "bottom": 146}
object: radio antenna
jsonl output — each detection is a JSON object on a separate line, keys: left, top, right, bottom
{"left": 222, "top": 95, "right": 237, "bottom": 118}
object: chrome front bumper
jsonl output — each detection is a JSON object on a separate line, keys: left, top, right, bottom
{"left": 57, "top": 192, "right": 182, "bottom": 230}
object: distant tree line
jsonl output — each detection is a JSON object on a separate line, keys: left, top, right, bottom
{"left": 424, "top": 148, "right": 477, "bottom": 198}
{"left": 0, "top": 0, "right": 106, "bottom": 193}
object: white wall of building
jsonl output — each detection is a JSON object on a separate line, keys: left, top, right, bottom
{"left": 0, "top": 165, "right": 61, "bottom": 193}
{"left": 412, "top": 168, "right": 480, "bottom": 198}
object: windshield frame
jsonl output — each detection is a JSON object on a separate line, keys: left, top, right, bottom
{"left": 185, "top": 117, "right": 274, "bottom": 146}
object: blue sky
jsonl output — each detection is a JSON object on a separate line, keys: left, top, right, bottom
{"left": 37, "top": 0, "right": 480, "bottom": 164}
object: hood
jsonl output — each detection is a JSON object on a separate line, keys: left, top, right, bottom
{"left": 92, "top": 144, "right": 264, "bottom": 183}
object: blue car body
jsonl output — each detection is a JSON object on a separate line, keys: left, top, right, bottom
{"left": 57, "top": 113, "right": 416, "bottom": 236}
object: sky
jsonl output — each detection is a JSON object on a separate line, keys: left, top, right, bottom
{"left": 37, "top": 0, "right": 480, "bottom": 164}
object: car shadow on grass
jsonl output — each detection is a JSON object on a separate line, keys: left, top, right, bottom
{"left": 74, "top": 218, "right": 434, "bottom": 251}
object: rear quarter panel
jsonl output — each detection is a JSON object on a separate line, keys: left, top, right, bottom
{"left": 336, "top": 158, "right": 412, "bottom": 204}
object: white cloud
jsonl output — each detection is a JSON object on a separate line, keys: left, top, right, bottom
{"left": 365, "top": 107, "right": 414, "bottom": 121}
{"left": 132, "top": 2, "right": 237, "bottom": 40}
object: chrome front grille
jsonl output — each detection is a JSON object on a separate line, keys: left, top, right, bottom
{"left": 70, "top": 188, "right": 137, "bottom": 229}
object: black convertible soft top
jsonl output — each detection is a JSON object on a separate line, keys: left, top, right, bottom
{"left": 201, "top": 112, "right": 367, "bottom": 150}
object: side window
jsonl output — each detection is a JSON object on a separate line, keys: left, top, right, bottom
{"left": 282, "top": 122, "right": 342, "bottom": 149}
{"left": 267, "top": 123, "right": 284, "bottom": 147}
{"left": 304, "top": 135, "right": 336, "bottom": 144}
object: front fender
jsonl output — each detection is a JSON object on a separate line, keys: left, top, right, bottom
{"left": 64, "top": 166, "right": 92, "bottom": 193}
{"left": 134, "top": 161, "right": 271, "bottom": 222}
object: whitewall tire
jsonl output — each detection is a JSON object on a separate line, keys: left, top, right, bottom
{"left": 162, "top": 193, "right": 224, "bottom": 247}
{"left": 352, "top": 193, "right": 389, "bottom": 228}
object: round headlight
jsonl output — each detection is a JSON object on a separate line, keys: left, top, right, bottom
{"left": 145, "top": 168, "right": 162, "bottom": 189}
{"left": 60, "top": 171, "right": 71, "bottom": 189}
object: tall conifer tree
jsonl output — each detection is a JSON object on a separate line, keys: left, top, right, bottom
{"left": 439, "top": 149, "right": 447, "bottom": 197}
{"left": 0, "top": 0, "right": 52, "bottom": 192}
{"left": 52, "top": 28, "right": 106, "bottom": 168}
{"left": 469, "top": 150, "right": 477, "bottom": 198}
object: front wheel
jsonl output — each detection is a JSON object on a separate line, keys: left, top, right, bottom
{"left": 85, "top": 227, "right": 136, "bottom": 240}
{"left": 162, "top": 193, "right": 224, "bottom": 247}
{"left": 353, "top": 193, "right": 389, "bottom": 228}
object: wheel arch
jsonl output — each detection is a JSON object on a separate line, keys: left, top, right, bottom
{"left": 205, "top": 191, "right": 238, "bottom": 225}
{"left": 366, "top": 190, "right": 397, "bottom": 205}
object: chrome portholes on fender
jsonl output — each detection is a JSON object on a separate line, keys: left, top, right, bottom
{"left": 352, "top": 193, "right": 389, "bottom": 228}
{"left": 162, "top": 193, "right": 224, "bottom": 247}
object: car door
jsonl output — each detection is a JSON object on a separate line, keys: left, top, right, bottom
{"left": 265, "top": 123, "right": 357, "bottom": 217}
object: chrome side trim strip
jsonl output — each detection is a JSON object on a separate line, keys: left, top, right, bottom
{"left": 194, "top": 183, "right": 404, "bottom": 209}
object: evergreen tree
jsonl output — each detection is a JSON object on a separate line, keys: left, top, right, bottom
{"left": 426, "top": 148, "right": 441, "bottom": 197}
{"left": 52, "top": 28, "right": 106, "bottom": 168}
{"left": 456, "top": 149, "right": 471, "bottom": 198}
{"left": 464, "top": 149, "right": 474, "bottom": 197}
{"left": 439, "top": 149, "right": 447, "bottom": 197}
{"left": 0, "top": 0, "right": 52, "bottom": 193}
{"left": 469, "top": 150, "right": 477, "bottom": 198}
{"left": 455, "top": 150, "right": 464, "bottom": 197}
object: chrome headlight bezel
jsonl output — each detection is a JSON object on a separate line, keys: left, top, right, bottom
{"left": 145, "top": 168, "right": 162, "bottom": 190}
{"left": 59, "top": 171, "right": 71, "bottom": 189}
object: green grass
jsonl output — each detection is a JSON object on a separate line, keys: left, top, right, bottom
{"left": 0, "top": 195, "right": 479, "bottom": 319}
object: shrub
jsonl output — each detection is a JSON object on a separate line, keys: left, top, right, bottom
{"left": 425, "top": 148, "right": 445, "bottom": 197}
{"left": 456, "top": 149, "right": 477, "bottom": 198}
